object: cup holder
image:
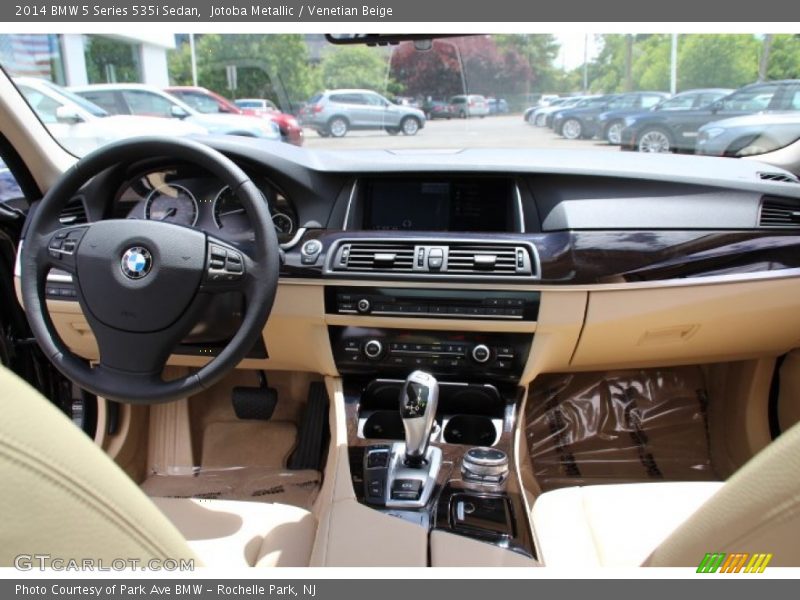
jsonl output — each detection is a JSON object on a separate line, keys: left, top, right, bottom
{"left": 362, "top": 410, "right": 405, "bottom": 440}
{"left": 443, "top": 415, "right": 498, "bottom": 446}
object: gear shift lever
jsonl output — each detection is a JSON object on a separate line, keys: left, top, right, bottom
{"left": 399, "top": 370, "right": 439, "bottom": 467}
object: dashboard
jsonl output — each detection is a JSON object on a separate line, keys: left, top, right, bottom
{"left": 22, "top": 138, "right": 800, "bottom": 380}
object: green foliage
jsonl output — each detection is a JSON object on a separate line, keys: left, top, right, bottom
{"left": 85, "top": 35, "right": 140, "bottom": 84}
{"left": 318, "top": 45, "right": 398, "bottom": 95}
{"left": 678, "top": 35, "right": 759, "bottom": 90}
{"left": 494, "top": 34, "right": 561, "bottom": 92}
{"left": 582, "top": 34, "right": 796, "bottom": 94}
{"left": 766, "top": 34, "right": 800, "bottom": 80}
{"left": 167, "top": 34, "right": 314, "bottom": 109}
{"left": 634, "top": 35, "right": 672, "bottom": 92}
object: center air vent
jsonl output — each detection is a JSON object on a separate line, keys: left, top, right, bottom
{"left": 337, "top": 242, "right": 416, "bottom": 272}
{"left": 328, "top": 239, "right": 538, "bottom": 279}
{"left": 446, "top": 243, "right": 521, "bottom": 274}
{"left": 759, "top": 196, "right": 800, "bottom": 228}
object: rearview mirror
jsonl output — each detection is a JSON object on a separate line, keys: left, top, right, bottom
{"left": 170, "top": 105, "right": 189, "bottom": 119}
{"left": 55, "top": 105, "right": 83, "bottom": 124}
{"left": 710, "top": 100, "right": 723, "bottom": 113}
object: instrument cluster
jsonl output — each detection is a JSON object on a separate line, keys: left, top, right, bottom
{"left": 114, "top": 166, "right": 297, "bottom": 244}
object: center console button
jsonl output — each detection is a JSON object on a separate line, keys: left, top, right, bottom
{"left": 391, "top": 479, "right": 423, "bottom": 500}
{"left": 356, "top": 298, "right": 371, "bottom": 313}
{"left": 367, "top": 480, "right": 384, "bottom": 498}
{"left": 363, "top": 339, "right": 384, "bottom": 360}
{"left": 471, "top": 344, "right": 491, "bottom": 364}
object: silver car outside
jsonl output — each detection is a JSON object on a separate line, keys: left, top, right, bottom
{"left": 302, "top": 89, "right": 426, "bottom": 138}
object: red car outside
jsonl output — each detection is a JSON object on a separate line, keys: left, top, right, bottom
{"left": 165, "top": 86, "right": 304, "bottom": 146}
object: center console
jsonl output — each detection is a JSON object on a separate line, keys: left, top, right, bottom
{"left": 335, "top": 314, "right": 537, "bottom": 558}
{"left": 327, "top": 271, "right": 537, "bottom": 559}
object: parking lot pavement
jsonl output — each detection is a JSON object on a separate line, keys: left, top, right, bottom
{"left": 302, "top": 114, "right": 620, "bottom": 151}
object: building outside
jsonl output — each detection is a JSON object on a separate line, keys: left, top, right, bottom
{"left": 0, "top": 33, "right": 174, "bottom": 87}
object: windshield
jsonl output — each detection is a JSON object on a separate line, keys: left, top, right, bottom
{"left": 1, "top": 33, "right": 799, "bottom": 158}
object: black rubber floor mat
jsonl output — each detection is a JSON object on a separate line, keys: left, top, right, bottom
{"left": 288, "top": 381, "right": 329, "bottom": 470}
{"left": 526, "top": 366, "right": 718, "bottom": 491}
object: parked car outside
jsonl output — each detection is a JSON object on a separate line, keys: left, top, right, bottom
{"left": 14, "top": 78, "right": 206, "bottom": 157}
{"left": 70, "top": 83, "right": 281, "bottom": 141}
{"left": 545, "top": 95, "right": 602, "bottom": 128}
{"left": 422, "top": 99, "right": 455, "bottom": 120}
{"left": 487, "top": 97, "right": 509, "bottom": 115}
{"left": 449, "top": 94, "right": 490, "bottom": 118}
{"left": 620, "top": 80, "right": 800, "bottom": 153}
{"left": 525, "top": 96, "right": 585, "bottom": 126}
{"left": 234, "top": 98, "right": 280, "bottom": 114}
{"left": 553, "top": 92, "right": 669, "bottom": 140}
{"left": 696, "top": 112, "right": 800, "bottom": 157}
{"left": 598, "top": 89, "right": 731, "bottom": 144}
{"left": 0, "top": 158, "right": 22, "bottom": 201}
{"left": 166, "top": 86, "right": 303, "bottom": 146}
{"left": 299, "top": 89, "right": 426, "bottom": 137}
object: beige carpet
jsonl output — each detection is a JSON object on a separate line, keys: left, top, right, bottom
{"left": 142, "top": 467, "right": 320, "bottom": 509}
{"left": 143, "top": 419, "right": 319, "bottom": 510}
{"left": 200, "top": 421, "right": 298, "bottom": 469}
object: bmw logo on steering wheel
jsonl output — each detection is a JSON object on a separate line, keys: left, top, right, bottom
{"left": 120, "top": 246, "right": 153, "bottom": 279}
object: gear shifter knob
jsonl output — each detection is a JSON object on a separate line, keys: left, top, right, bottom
{"left": 399, "top": 370, "right": 439, "bottom": 466}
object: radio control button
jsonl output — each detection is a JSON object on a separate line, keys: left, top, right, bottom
{"left": 357, "top": 298, "right": 371, "bottom": 313}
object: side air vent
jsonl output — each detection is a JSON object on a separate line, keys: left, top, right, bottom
{"left": 59, "top": 197, "right": 88, "bottom": 225}
{"left": 328, "top": 239, "right": 538, "bottom": 279}
{"left": 759, "top": 196, "right": 800, "bottom": 228}
{"left": 759, "top": 171, "right": 799, "bottom": 184}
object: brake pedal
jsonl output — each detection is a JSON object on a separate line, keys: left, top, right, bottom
{"left": 232, "top": 372, "right": 277, "bottom": 420}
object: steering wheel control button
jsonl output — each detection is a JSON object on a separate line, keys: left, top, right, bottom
{"left": 300, "top": 239, "right": 322, "bottom": 264}
{"left": 48, "top": 228, "right": 86, "bottom": 264}
{"left": 205, "top": 242, "right": 246, "bottom": 287}
{"left": 471, "top": 344, "right": 491, "bottom": 364}
{"left": 120, "top": 246, "right": 153, "bottom": 280}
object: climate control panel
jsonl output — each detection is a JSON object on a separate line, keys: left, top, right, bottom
{"left": 330, "top": 326, "right": 532, "bottom": 382}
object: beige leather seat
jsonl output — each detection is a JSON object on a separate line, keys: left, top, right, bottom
{"left": 0, "top": 365, "right": 315, "bottom": 567}
{"left": 532, "top": 419, "right": 800, "bottom": 567}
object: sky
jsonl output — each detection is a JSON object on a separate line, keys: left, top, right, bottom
{"left": 555, "top": 33, "right": 602, "bottom": 71}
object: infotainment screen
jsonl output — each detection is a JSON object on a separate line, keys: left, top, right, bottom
{"left": 362, "top": 177, "right": 513, "bottom": 232}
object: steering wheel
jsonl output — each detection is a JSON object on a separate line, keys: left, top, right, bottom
{"left": 20, "top": 137, "right": 280, "bottom": 404}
